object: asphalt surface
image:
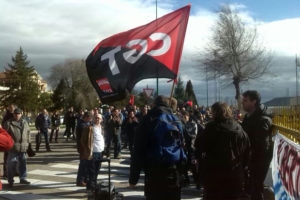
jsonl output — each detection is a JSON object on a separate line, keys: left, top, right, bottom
{"left": 0, "top": 129, "right": 202, "bottom": 200}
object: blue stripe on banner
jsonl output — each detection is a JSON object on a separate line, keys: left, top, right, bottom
{"left": 273, "top": 167, "right": 292, "bottom": 200}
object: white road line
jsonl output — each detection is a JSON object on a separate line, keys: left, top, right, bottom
{"left": 67, "top": 160, "right": 130, "bottom": 168}
{"left": 181, "top": 196, "right": 202, "bottom": 200}
{"left": 1, "top": 179, "right": 85, "bottom": 191}
{"left": 27, "top": 169, "right": 130, "bottom": 183}
{"left": 0, "top": 190, "right": 81, "bottom": 200}
{"left": 50, "top": 163, "right": 130, "bottom": 174}
{"left": 118, "top": 190, "right": 145, "bottom": 198}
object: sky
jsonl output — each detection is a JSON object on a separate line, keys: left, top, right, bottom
{"left": 0, "top": 0, "right": 300, "bottom": 105}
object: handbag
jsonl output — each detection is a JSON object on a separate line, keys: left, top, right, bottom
{"left": 27, "top": 143, "right": 36, "bottom": 157}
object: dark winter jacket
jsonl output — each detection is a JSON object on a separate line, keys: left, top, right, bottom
{"left": 129, "top": 104, "right": 184, "bottom": 199}
{"left": 195, "top": 118, "right": 250, "bottom": 199}
{"left": 51, "top": 114, "right": 60, "bottom": 127}
{"left": 64, "top": 111, "right": 76, "bottom": 126}
{"left": 35, "top": 113, "right": 51, "bottom": 131}
{"left": 241, "top": 104, "right": 273, "bottom": 162}
{"left": 123, "top": 117, "right": 139, "bottom": 141}
{"left": 106, "top": 114, "right": 122, "bottom": 136}
{"left": 76, "top": 119, "right": 91, "bottom": 151}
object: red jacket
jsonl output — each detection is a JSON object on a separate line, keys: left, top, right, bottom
{"left": 0, "top": 128, "right": 14, "bottom": 151}
{"left": 0, "top": 127, "right": 14, "bottom": 190}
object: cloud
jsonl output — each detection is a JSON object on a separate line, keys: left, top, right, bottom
{"left": 0, "top": 0, "right": 299, "bottom": 104}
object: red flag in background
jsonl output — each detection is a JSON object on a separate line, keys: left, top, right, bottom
{"left": 186, "top": 100, "right": 193, "bottom": 107}
{"left": 86, "top": 5, "right": 191, "bottom": 103}
{"left": 129, "top": 95, "right": 134, "bottom": 105}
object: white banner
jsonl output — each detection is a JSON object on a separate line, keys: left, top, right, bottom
{"left": 272, "top": 133, "right": 300, "bottom": 200}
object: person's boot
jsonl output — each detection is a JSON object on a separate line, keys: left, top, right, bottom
{"left": 20, "top": 179, "right": 31, "bottom": 184}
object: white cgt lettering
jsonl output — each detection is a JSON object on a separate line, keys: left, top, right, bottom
{"left": 147, "top": 33, "right": 171, "bottom": 56}
{"left": 123, "top": 39, "right": 148, "bottom": 64}
{"left": 100, "top": 32, "right": 171, "bottom": 75}
{"left": 101, "top": 46, "right": 121, "bottom": 75}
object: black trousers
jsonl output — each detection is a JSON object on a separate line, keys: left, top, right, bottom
{"left": 248, "top": 148, "right": 273, "bottom": 200}
{"left": 145, "top": 166, "right": 181, "bottom": 200}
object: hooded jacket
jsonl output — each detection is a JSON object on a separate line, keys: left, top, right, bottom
{"left": 195, "top": 118, "right": 251, "bottom": 199}
{"left": 196, "top": 118, "right": 250, "bottom": 170}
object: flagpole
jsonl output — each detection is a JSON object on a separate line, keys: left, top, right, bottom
{"left": 156, "top": 0, "right": 159, "bottom": 97}
{"left": 296, "top": 54, "right": 299, "bottom": 105}
{"left": 169, "top": 79, "right": 176, "bottom": 106}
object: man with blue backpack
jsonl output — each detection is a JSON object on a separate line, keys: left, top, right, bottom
{"left": 129, "top": 95, "right": 186, "bottom": 200}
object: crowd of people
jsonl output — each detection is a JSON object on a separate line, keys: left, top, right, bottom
{"left": 0, "top": 90, "right": 274, "bottom": 200}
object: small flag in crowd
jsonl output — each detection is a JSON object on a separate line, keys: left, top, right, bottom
{"left": 86, "top": 5, "right": 191, "bottom": 103}
{"left": 129, "top": 95, "right": 134, "bottom": 105}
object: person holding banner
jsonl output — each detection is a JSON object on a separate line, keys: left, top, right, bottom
{"left": 242, "top": 90, "right": 273, "bottom": 200}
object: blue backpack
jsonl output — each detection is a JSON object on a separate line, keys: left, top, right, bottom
{"left": 147, "top": 113, "right": 186, "bottom": 164}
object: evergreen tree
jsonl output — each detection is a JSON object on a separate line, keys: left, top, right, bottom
{"left": 185, "top": 80, "right": 198, "bottom": 105}
{"left": 173, "top": 76, "right": 186, "bottom": 104}
{"left": 1, "top": 47, "right": 40, "bottom": 113}
{"left": 52, "top": 79, "right": 67, "bottom": 111}
{"left": 38, "top": 92, "right": 53, "bottom": 111}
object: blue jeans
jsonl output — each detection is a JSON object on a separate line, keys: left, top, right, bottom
{"left": 87, "top": 152, "right": 103, "bottom": 190}
{"left": 7, "top": 152, "right": 27, "bottom": 184}
{"left": 76, "top": 159, "right": 88, "bottom": 184}
{"left": 36, "top": 129, "right": 50, "bottom": 151}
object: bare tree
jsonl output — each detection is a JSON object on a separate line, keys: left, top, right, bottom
{"left": 48, "top": 59, "right": 99, "bottom": 110}
{"left": 201, "top": 5, "right": 271, "bottom": 106}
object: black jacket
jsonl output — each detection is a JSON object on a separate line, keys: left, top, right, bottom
{"left": 35, "top": 114, "right": 51, "bottom": 131}
{"left": 196, "top": 118, "right": 250, "bottom": 170}
{"left": 241, "top": 104, "right": 273, "bottom": 161}
{"left": 51, "top": 114, "right": 60, "bottom": 127}
{"left": 195, "top": 118, "right": 251, "bottom": 198}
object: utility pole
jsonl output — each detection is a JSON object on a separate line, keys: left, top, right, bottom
{"left": 296, "top": 55, "right": 300, "bottom": 105}
{"left": 206, "top": 65, "right": 209, "bottom": 107}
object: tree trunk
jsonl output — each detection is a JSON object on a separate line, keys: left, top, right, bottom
{"left": 233, "top": 77, "right": 241, "bottom": 109}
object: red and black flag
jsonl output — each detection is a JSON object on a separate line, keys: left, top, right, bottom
{"left": 86, "top": 5, "right": 191, "bottom": 103}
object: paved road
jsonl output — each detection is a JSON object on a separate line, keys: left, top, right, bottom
{"left": 0, "top": 130, "right": 202, "bottom": 200}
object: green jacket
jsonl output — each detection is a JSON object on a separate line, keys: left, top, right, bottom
{"left": 4, "top": 118, "right": 31, "bottom": 153}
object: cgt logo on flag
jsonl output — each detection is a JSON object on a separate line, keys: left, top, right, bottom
{"left": 96, "top": 78, "right": 113, "bottom": 93}
{"left": 86, "top": 4, "right": 190, "bottom": 103}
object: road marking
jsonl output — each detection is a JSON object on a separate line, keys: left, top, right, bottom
{"left": 27, "top": 169, "right": 130, "bottom": 183}
{"left": 1, "top": 179, "right": 85, "bottom": 191}
{"left": 0, "top": 190, "right": 81, "bottom": 200}
{"left": 50, "top": 163, "right": 130, "bottom": 174}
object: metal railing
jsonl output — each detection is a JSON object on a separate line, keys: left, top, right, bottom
{"left": 271, "top": 106, "right": 300, "bottom": 144}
